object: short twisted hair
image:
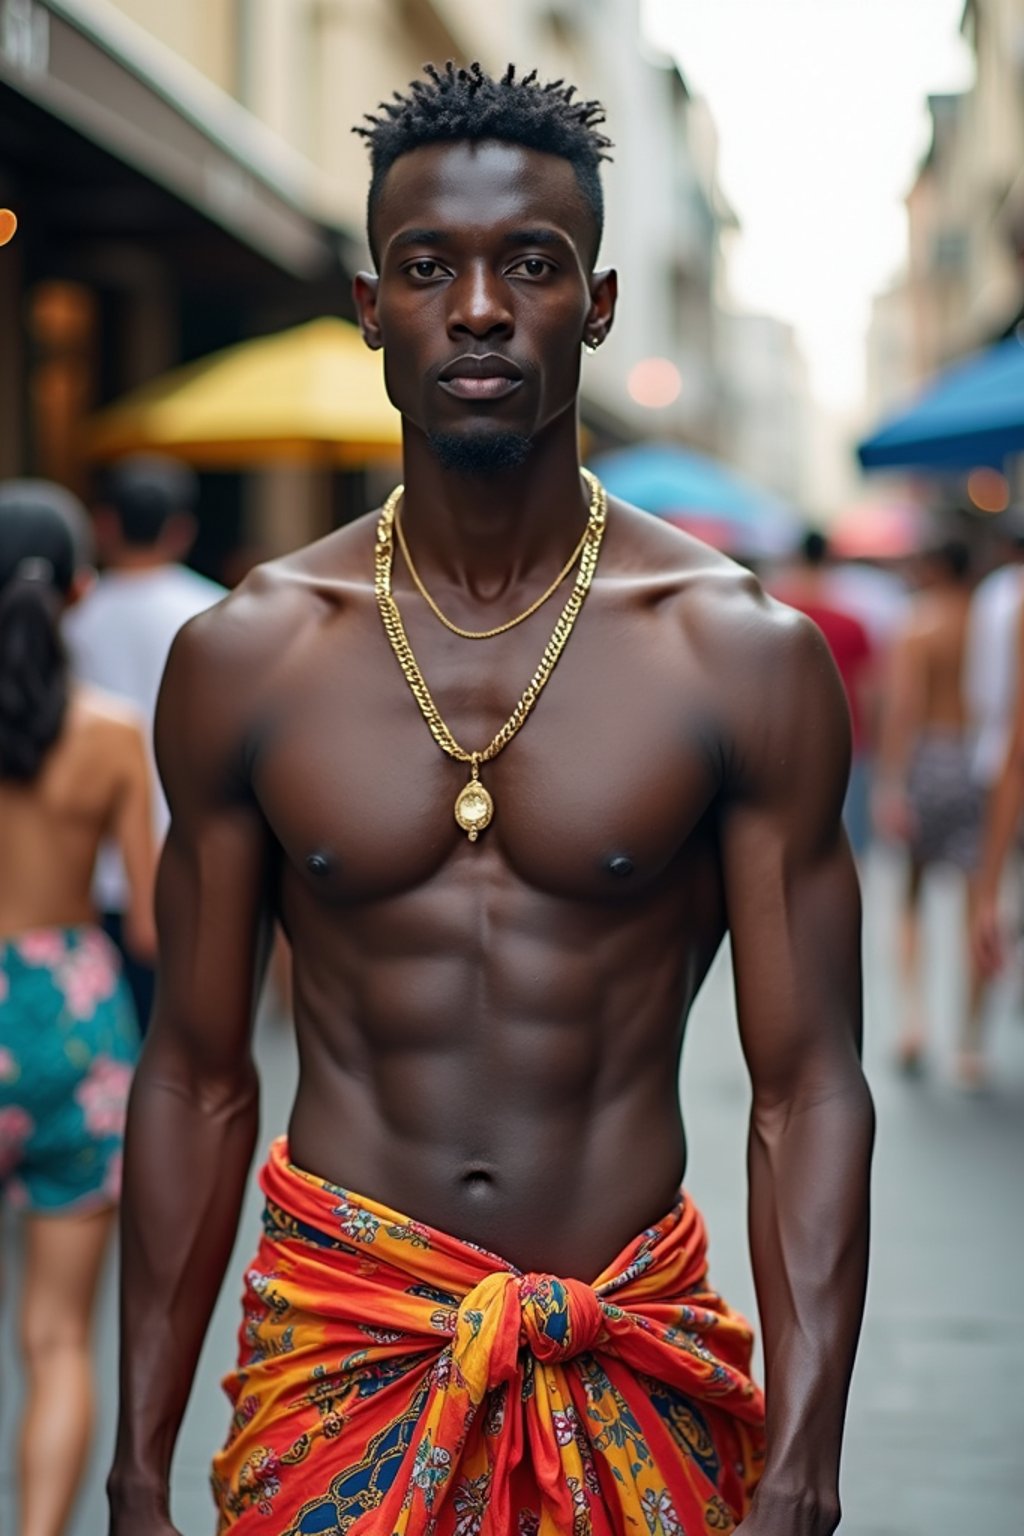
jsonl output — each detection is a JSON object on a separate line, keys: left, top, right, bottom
{"left": 354, "top": 62, "right": 613, "bottom": 262}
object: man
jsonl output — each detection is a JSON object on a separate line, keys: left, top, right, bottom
{"left": 964, "top": 515, "right": 1024, "bottom": 804}
{"left": 873, "top": 540, "right": 981, "bottom": 1080}
{"left": 63, "top": 455, "right": 224, "bottom": 1029}
{"left": 108, "top": 63, "right": 872, "bottom": 1536}
{"left": 972, "top": 521, "right": 1024, "bottom": 1013}
{"left": 773, "top": 530, "right": 875, "bottom": 858}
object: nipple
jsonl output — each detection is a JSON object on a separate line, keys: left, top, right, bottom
{"left": 605, "top": 855, "right": 635, "bottom": 878}
{"left": 306, "top": 852, "right": 331, "bottom": 877}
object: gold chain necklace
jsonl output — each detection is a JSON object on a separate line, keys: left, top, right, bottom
{"left": 394, "top": 502, "right": 590, "bottom": 640}
{"left": 375, "top": 468, "right": 607, "bottom": 841}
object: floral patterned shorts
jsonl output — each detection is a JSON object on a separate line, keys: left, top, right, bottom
{"left": 0, "top": 925, "right": 139, "bottom": 1214}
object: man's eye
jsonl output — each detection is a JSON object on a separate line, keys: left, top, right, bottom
{"left": 409, "top": 260, "right": 444, "bottom": 279}
{"left": 510, "top": 258, "right": 552, "bottom": 279}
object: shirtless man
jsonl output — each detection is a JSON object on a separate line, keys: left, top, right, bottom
{"left": 109, "top": 64, "right": 872, "bottom": 1536}
{"left": 873, "top": 540, "right": 982, "bottom": 1079}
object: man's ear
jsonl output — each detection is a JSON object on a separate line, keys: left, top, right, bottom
{"left": 584, "top": 267, "right": 618, "bottom": 350}
{"left": 64, "top": 566, "right": 96, "bottom": 611}
{"left": 353, "top": 272, "right": 382, "bottom": 351}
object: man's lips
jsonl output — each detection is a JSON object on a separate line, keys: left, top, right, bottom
{"left": 437, "top": 353, "right": 524, "bottom": 401}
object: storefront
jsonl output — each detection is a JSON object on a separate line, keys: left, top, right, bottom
{"left": 0, "top": 0, "right": 351, "bottom": 566}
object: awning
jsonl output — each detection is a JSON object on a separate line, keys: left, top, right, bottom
{"left": 85, "top": 317, "right": 402, "bottom": 466}
{"left": 857, "top": 331, "right": 1024, "bottom": 472}
{"left": 0, "top": 0, "right": 342, "bottom": 278}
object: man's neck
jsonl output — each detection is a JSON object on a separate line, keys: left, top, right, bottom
{"left": 105, "top": 548, "right": 173, "bottom": 574}
{"left": 790, "top": 568, "right": 827, "bottom": 603}
{"left": 396, "top": 420, "right": 589, "bottom": 602}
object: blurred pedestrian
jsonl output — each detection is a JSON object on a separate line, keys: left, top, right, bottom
{"left": 774, "top": 529, "right": 875, "bottom": 857}
{"left": 874, "top": 539, "right": 983, "bottom": 1081}
{"left": 63, "top": 456, "right": 224, "bottom": 1031}
{"left": 971, "top": 524, "right": 1024, "bottom": 1008}
{"left": 825, "top": 557, "right": 909, "bottom": 653}
{"left": 0, "top": 480, "right": 156, "bottom": 1536}
{"left": 964, "top": 515, "right": 1024, "bottom": 801}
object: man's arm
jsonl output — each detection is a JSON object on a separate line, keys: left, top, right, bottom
{"left": 872, "top": 623, "right": 924, "bottom": 841}
{"left": 718, "top": 604, "right": 874, "bottom": 1536}
{"left": 110, "top": 712, "right": 158, "bottom": 964}
{"left": 108, "top": 606, "right": 276, "bottom": 1535}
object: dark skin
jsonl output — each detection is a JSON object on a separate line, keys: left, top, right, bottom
{"left": 109, "top": 141, "right": 873, "bottom": 1536}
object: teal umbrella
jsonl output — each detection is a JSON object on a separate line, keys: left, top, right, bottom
{"left": 589, "top": 443, "right": 799, "bottom": 556}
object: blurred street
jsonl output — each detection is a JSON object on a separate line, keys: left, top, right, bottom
{"left": 2, "top": 846, "right": 1022, "bottom": 1536}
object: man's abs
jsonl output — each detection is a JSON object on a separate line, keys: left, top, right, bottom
{"left": 280, "top": 874, "right": 720, "bottom": 1278}
{"left": 287, "top": 1020, "right": 689, "bottom": 1281}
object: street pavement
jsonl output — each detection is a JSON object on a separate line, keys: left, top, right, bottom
{"left": 2, "top": 846, "right": 1022, "bottom": 1534}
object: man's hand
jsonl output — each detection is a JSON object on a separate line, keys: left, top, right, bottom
{"left": 972, "top": 886, "right": 1004, "bottom": 978}
{"left": 871, "top": 781, "right": 911, "bottom": 844}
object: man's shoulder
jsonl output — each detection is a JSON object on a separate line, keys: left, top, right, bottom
{"left": 167, "top": 518, "right": 374, "bottom": 687}
{"left": 607, "top": 496, "right": 832, "bottom": 729}
{"left": 66, "top": 563, "right": 224, "bottom": 635}
{"left": 608, "top": 500, "right": 814, "bottom": 663}
{"left": 163, "top": 563, "right": 228, "bottom": 615}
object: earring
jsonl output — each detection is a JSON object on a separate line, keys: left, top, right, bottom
{"left": 584, "top": 335, "right": 600, "bottom": 354}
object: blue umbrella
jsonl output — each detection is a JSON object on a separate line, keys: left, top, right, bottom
{"left": 589, "top": 442, "right": 798, "bottom": 556}
{"left": 858, "top": 331, "right": 1024, "bottom": 471}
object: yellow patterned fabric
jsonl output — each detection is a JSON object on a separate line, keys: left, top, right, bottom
{"left": 212, "top": 1138, "right": 765, "bottom": 1534}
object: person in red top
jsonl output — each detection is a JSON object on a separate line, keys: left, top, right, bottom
{"left": 776, "top": 530, "right": 875, "bottom": 856}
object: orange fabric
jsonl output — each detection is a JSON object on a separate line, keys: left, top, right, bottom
{"left": 212, "top": 1138, "right": 765, "bottom": 1534}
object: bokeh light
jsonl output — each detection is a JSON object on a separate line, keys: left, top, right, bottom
{"left": 626, "top": 357, "right": 682, "bottom": 409}
{"left": 967, "top": 468, "right": 1010, "bottom": 514}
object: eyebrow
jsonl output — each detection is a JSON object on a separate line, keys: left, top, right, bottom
{"left": 389, "top": 228, "right": 447, "bottom": 251}
{"left": 388, "top": 226, "right": 572, "bottom": 252}
{"left": 502, "top": 228, "right": 570, "bottom": 249}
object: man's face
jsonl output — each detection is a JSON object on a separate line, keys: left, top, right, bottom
{"left": 355, "top": 140, "right": 615, "bottom": 467}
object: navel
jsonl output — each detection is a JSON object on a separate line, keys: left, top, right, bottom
{"left": 460, "top": 1166, "right": 497, "bottom": 1195}
{"left": 605, "top": 854, "right": 635, "bottom": 879}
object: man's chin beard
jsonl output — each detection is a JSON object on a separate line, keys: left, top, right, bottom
{"left": 427, "top": 430, "right": 533, "bottom": 476}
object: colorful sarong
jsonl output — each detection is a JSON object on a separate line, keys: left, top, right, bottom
{"left": 213, "top": 1138, "right": 765, "bottom": 1535}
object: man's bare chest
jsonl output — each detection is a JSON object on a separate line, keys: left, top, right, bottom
{"left": 248, "top": 598, "right": 723, "bottom": 903}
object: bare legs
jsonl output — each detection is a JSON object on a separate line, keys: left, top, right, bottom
{"left": 896, "top": 859, "right": 989, "bottom": 1084}
{"left": 17, "top": 1206, "right": 114, "bottom": 1536}
{"left": 958, "top": 880, "right": 989, "bottom": 1089}
{"left": 896, "top": 858, "right": 926, "bottom": 1072}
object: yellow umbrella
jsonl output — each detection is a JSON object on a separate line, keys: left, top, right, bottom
{"left": 85, "top": 317, "right": 402, "bottom": 467}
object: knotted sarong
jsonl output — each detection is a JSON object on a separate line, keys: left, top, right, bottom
{"left": 212, "top": 1138, "right": 765, "bottom": 1535}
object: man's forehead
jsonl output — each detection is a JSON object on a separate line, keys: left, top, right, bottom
{"left": 375, "top": 140, "right": 590, "bottom": 248}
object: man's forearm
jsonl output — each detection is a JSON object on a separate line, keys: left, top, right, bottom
{"left": 746, "top": 1073, "right": 874, "bottom": 1531}
{"left": 978, "top": 745, "right": 1024, "bottom": 897}
{"left": 109, "top": 1048, "right": 259, "bottom": 1514}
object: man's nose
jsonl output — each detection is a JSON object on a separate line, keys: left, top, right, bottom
{"left": 446, "top": 263, "right": 514, "bottom": 340}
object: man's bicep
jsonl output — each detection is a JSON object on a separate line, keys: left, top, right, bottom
{"left": 148, "top": 620, "right": 274, "bottom": 1077}
{"left": 720, "top": 617, "right": 863, "bottom": 1104}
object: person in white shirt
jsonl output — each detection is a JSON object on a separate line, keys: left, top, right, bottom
{"left": 64, "top": 456, "right": 225, "bottom": 1029}
{"left": 964, "top": 522, "right": 1024, "bottom": 797}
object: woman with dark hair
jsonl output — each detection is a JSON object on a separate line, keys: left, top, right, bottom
{"left": 0, "top": 480, "right": 156, "bottom": 1536}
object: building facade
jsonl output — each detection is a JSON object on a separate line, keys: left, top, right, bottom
{"left": 1, "top": 0, "right": 745, "bottom": 557}
{"left": 896, "top": 1, "right": 1024, "bottom": 385}
{"left": 716, "top": 309, "right": 812, "bottom": 511}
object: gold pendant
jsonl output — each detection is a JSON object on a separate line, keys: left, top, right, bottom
{"left": 454, "top": 758, "right": 494, "bottom": 842}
